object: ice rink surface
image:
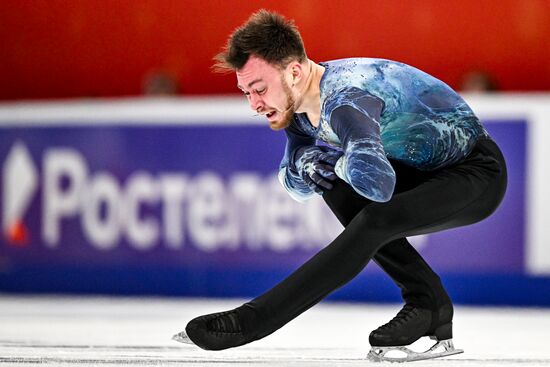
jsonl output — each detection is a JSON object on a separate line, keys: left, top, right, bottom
{"left": 1, "top": 295, "right": 550, "bottom": 367}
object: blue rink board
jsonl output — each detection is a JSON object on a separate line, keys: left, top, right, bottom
{"left": 3, "top": 264, "right": 550, "bottom": 307}
{"left": 1, "top": 119, "right": 549, "bottom": 306}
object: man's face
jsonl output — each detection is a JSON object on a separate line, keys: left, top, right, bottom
{"left": 236, "top": 56, "right": 296, "bottom": 130}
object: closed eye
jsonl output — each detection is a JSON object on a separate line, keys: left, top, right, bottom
{"left": 241, "top": 88, "right": 266, "bottom": 97}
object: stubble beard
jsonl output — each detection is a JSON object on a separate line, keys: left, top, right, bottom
{"left": 269, "top": 78, "right": 296, "bottom": 131}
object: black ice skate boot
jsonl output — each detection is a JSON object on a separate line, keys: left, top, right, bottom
{"left": 367, "top": 303, "right": 462, "bottom": 362}
{"left": 176, "top": 304, "right": 260, "bottom": 351}
{"left": 369, "top": 303, "right": 454, "bottom": 347}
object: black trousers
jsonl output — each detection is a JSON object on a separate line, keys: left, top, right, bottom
{"left": 245, "top": 137, "right": 507, "bottom": 340}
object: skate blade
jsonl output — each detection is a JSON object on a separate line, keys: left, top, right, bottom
{"left": 172, "top": 330, "right": 195, "bottom": 345}
{"left": 367, "top": 338, "right": 463, "bottom": 363}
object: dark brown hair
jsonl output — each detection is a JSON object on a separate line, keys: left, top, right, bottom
{"left": 213, "top": 9, "right": 307, "bottom": 72}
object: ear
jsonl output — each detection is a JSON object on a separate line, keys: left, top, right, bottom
{"left": 288, "top": 61, "right": 304, "bottom": 86}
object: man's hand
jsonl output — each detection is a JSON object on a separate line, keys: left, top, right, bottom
{"left": 294, "top": 146, "right": 343, "bottom": 194}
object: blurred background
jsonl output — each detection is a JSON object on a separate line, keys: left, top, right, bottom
{"left": 0, "top": 0, "right": 549, "bottom": 307}
{"left": 1, "top": 0, "right": 550, "bottom": 98}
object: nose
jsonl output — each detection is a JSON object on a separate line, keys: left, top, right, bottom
{"left": 248, "top": 93, "right": 263, "bottom": 112}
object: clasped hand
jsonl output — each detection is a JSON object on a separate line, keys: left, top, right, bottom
{"left": 294, "top": 146, "right": 343, "bottom": 194}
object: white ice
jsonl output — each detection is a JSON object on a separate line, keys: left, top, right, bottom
{"left": 1, "top": 295, "right": 550, "bottom": 366}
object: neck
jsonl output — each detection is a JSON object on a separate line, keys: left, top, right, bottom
{"left": 295, "top": 60, "right": 324, "bottom": 120}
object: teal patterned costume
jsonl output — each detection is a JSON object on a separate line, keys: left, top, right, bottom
{"left": 279, "top": 58, "right": 488, "bottom": 202}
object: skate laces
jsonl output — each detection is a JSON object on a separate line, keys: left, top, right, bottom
{"left": 378, "top": 304, "right": 419, "bottom": 331}
{"left": 206, "top": 311, "right": 243, "bottom": 334}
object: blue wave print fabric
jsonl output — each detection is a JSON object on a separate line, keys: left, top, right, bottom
{"left": 279, "top": 58, "right": 487, "bottom": 202}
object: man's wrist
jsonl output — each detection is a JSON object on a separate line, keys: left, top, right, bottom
{"left": 334, "top": 156, "right": 349, "bottom": 183}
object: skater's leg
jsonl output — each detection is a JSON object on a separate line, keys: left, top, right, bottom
{"left": 323, "top": 175, "right": 451, "bottom": 312}
{"left": 185, "top": 138, "right": 507, "bottom": 350}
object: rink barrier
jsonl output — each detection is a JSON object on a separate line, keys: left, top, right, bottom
{"left": 0, "top": 95, "right": 549, "bottom": 306}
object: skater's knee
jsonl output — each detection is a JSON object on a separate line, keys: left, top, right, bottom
{"left": 355, "top": 203, "right": 404, "bottom": 233}
{"left": 354, "top": 206, "right": 400, "bottom": 240}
